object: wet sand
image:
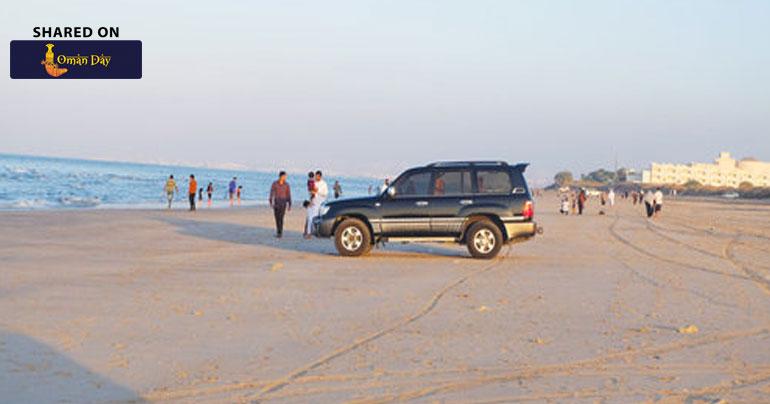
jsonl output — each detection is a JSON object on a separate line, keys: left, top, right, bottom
{"left": 2, "top": 194, "right": 770, "bottom": 403}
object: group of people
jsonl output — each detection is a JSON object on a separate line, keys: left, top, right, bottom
{"left": 558, "top": 186, "right": 664, "bottom": 218}
{"left": 268, "top": 170, "right": 331, "bottom": 238}
{"left": 163, "top": 175, "right": 242, "bottom": 211}
{"left": 559, "top": 188, "right": 594, "bottom": 216}
{"left": 164, "top": 171, "right": 346, "bottom": 237}
{"left": 642, "top": 188, "right": 664, "bottom": 218}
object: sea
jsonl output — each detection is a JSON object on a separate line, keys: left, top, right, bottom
{"left": 0, "top": 154, "right": 377, "bottom": 210}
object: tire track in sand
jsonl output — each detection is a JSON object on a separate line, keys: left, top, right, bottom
{"left": 649, "top": 217, "right": 770, "bottom": 299}
{"left": 724, "top": 235, "right": 770, "bottom": 297}
{"left": 346, "top": 325, "right": 769, "bottom": 403}
{"left": 608, "top": 216, "right": 749, "bottom": 282}
{"left": 241, "top": 246, "right": 513, "bottom": 402}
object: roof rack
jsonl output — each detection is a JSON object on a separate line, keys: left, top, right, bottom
{"left": 426, "top": 161, "right": 509, "bottom": 168}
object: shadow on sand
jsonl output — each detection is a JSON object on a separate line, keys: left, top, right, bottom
{"left": 157, "top": 216, "right": 468, "bottom": 258}
{"left": 0, "top": 330, "right": 144, "bottom": 402}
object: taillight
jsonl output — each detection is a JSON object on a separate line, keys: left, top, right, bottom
{"left": 522, "top": 201, "right": 534, "bottom": 219}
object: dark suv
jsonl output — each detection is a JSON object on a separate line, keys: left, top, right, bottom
{"left": 312, "top": 161, "right": 539, "bottom": 259}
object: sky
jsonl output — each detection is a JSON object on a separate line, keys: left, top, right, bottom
{"left": 1, "top": 0, "right": 769, "bottom": 184}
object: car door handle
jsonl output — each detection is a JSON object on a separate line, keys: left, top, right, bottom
{"left": 459, "top": 199, "right": 473, "bottom": 205}
{"left": 415, "top": 201, "right": 429, "bottom": 207}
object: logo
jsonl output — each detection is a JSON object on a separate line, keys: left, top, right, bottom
{"left": 41, "top": 44, "right": 68, "bottom": 77}
{"left": 10, "top": 40, "right": 141, "bottom": 79}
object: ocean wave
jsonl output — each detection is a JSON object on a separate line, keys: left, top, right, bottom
{"left": 58, "top": 196, "right": 101, "bottom": 208}
{"left": 1, "top": 166, "right": 47, "bottom": 180}
{"left": 0, "top": 199, "right": 50, "bottom": 210}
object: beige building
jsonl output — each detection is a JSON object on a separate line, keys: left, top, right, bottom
{"left": 642, "top": 152, "right": 770, "bottom": 187}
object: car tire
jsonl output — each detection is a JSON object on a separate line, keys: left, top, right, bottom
{"left": 466, "top": 220, "right": 503, "bottom": 259}
{"left": 334, "top": 218, "right": 372, "bottom": 257}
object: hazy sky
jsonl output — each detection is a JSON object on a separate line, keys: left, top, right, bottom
{"left": 2, "top": 0, "right": 769, "bottom": 183}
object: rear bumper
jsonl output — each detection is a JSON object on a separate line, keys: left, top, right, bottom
{"left": 503, "top": 221, "right": 540, "bottom": 242}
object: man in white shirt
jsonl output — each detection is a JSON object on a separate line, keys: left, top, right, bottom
{"left": 653, "top": 187, "right": 664, "bottom": 217}
{"left": 306, "top": 170, "right": 328, "bottom": 237}
{"left": 608, "top": 189, "right": 615, "bottom": 207}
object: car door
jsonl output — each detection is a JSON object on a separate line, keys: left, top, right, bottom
{"left": 429, "top": 168, "right": 473, "bottom": 236}
{"left": 376, "top": 169, "right": 433, "bottom": 236}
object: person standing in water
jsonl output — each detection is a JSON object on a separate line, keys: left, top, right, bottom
{"left": 188, "top": 175, "right": 198, "bottom": 211}
{"left": 333, "top": 180, "right": 342, "bottom": 199}
{"left": 228, "top": 177, "right": 237, "bottom": 207}
{"left": 164, "top": 175, "right": 178, "bottom": 209}
{"left": 379, "top": 178, "right": 390, "bottom": 194}
{"left": 237, "top": 185, "right": 242, "bottom": 206}
{"left": 206, "top": 182, "right": 214, "bottom": 207}
{"left": 269, "top": 171, "right": 292, "bottom": 238}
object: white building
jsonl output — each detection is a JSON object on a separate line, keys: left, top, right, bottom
{"left": 642, "top": 152, "right": 770, "bottom": 187}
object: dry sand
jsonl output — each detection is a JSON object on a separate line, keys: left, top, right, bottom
{"left": 2, "top": 194, "right": 770, "bottom": 403}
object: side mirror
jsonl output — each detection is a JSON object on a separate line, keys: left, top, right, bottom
{"left": 386, "top": 186, "right": 396, "bottom": 198}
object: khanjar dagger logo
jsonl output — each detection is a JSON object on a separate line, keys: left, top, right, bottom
{"left": 41, "top": 43, "right": 67, "bottom": 77}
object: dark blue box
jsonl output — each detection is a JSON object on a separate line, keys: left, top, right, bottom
{"left": 10, "top": 40, "right": 142, "bottom": 79}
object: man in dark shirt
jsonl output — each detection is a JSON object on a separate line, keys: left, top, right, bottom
{"left": 269, "top": 171, "right": 292, "bottom": 238}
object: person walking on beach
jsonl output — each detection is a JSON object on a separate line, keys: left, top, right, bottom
{"left": 188, "top": 175, "right": 198, "bottom": 211}
{"left": 608, "top": 188, "right": 615, "bottom": 207}
{"left": 577, "top": 189, "right": 587, "bottom": 215}
{"left": 570, "top": 191, "right": 577, "bottom": 215}
{"left": 560, "top": 195, "right": 570, "bottom": 215}
{"left": 333, "top": 180, "right": 342, "bottom": 199}
{"left": 206, "top": 182, "right": 214, "bottom": 207}
{"left": 305, "top": 170, "right": 328, "bottom": 238}
{"left": 643, "top": 189, "right": 655, "bottom": 218}
{"left": 164, "top": 175, "right": 178, "bottom": 209}
{"left": 653, "top": 187, "right": 664, "bottom": 218}
{"left": 269, "top": 171, "right": 292, "bottom": 238}
{"left": 228, "top": 177, "right": 237, "bottom": 206}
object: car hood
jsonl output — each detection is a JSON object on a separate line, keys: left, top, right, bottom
{"left": 324, "top": 195, "right": 379, "bottom": 208}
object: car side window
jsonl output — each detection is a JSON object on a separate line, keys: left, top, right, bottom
{"left": 475, "top": 170, "right": 512, "bottom": 194}
{"left": 433, "top": 170, "right": 472, "bottom": 196}
{"left": 394, "top": 171, "right": 432, "bottom": 197}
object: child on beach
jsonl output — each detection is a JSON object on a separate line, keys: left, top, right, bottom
{"left": 307, "top": 172, "right": 316, "bottom": 200}
{"left": 206, "top": 182, "right": 213, "bottom": 207}
{"left": 237, "top": 186, "right": 242, "bottom": 205}
{"left": 560, "top": 196, "right": 569, "bottom": 215}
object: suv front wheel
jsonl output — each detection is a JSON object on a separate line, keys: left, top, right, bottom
{"left": 334, "top": 218, "right": 372, "bottom": 257}
{"left": 466, "top": 220, "right": 503, "bottom": 259}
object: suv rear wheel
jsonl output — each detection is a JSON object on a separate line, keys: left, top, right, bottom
{"left": 466, "top": 220, "right": 503, "bottom": 259}
{"left": 334, "top": 218, "right": 372, "bottom": 257}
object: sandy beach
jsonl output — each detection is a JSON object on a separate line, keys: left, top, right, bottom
{"left": 2, "top": 193, "right": 770, "bottom": 403}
